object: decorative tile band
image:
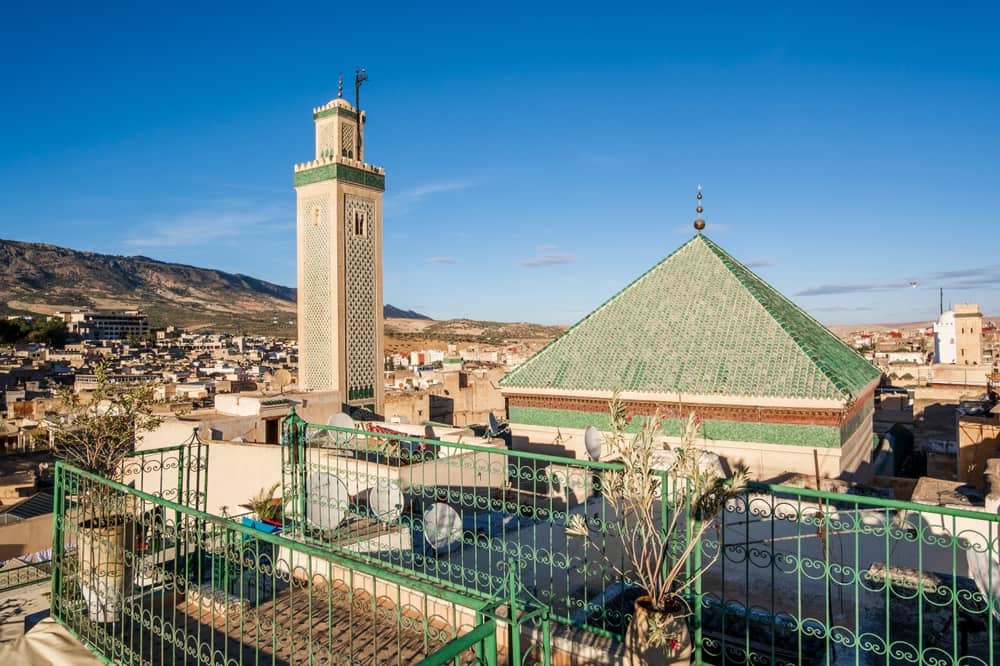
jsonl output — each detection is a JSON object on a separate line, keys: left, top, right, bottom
{"left": 508, "top": 406, "right": 842, "bottom": 448}
{"left": 314, "top": 106, "right": 358, "bottom": 121}
{"left": 507, "top": 393, "right": 848, "bottom": 427}
{"left": 294, "top": 163, "right": 385, "bottom": 191}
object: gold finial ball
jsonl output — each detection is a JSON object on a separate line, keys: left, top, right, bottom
{"left": 696, "top": 205, "right": 704, "bottom": 214}
{"left": 694, "top": 218, "right": 706, "bottom": 231}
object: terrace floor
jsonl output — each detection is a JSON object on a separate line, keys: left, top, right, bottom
{"left": 61, "top": 579, "right": 483, "bottom": 666}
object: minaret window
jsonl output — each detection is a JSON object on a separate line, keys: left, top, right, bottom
{"left": 353, "top": 211, "right": 366, "bottom": 236}
{"left": 341, "top": 124, "right": 355, "bottom": 159}
{"left": 312, "top": 207, "right": 320, "bottom": 226}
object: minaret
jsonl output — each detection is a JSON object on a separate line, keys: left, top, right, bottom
{"left": 294, "top": 79, "right": 385, "bottom": 415}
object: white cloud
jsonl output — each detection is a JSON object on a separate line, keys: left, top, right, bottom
{"left": 384, "top": 181, "right": 474, "bottom": 213}
{"left": 123, "top": 202, "right": 285, "bottom": 249}
{"left": 519, "top": 247, "right": 576, "bottom": 268}
{"left": 428, "top": 256, "right": 458, "bottom": 264}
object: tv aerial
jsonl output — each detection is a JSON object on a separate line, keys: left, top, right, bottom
{"left": 305, "top": 472, "right": 350, "bottom": 531}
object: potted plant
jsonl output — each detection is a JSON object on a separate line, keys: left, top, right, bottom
{"left": 243, "top": 483, "right": 283, "bottom": 531}
{"left": 567, "top": 393, "right": 748, "bottom": 665}
{"left": 52, "top": 362, "right": 162, "bottom": 622}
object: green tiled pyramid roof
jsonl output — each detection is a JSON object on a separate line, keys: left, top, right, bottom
{"left": 501, "top": 234, "right": 881, "bottom": 401}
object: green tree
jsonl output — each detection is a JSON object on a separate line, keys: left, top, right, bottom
{"left": 51, "top": 362, "right": 162, "bottom": 480}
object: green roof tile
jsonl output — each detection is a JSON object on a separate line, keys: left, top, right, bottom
{"left": 500, "top": 234, "right": 881, "bottom": 401}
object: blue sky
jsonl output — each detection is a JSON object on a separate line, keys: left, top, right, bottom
{"left": 1, "top": 2, "right": 998, "bottom": 325}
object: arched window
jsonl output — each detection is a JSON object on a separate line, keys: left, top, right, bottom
{"left": 354, "top": 211, "right": 366, "bottom": 236}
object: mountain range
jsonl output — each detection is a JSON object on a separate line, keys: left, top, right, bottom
{"left": 0, "top": 238, "right": 428, "bottom": 334}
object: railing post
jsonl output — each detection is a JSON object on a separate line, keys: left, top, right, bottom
{"left": 176, "top": 444, "right": 185, "bottom": 528}
{"left": 50, "top": 462, "right": 65, "bottom": 621}
{"left": 693, "top": 515, "right": 703, "bottom": 664}
{"left": 507, "top": 557, "right": 520, "bottom": 666}
{"left": 484, "top": 622, "right": 499, "bottom": 666}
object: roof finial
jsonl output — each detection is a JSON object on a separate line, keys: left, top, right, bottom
{"left": 694, "top": 184, "right": 706, "bottom": 233}
{"left": 337, "top": 74, "right": 344, "bottom": 98}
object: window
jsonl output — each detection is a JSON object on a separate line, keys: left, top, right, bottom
{"left": 312, "top": 207, "right": 320, "bottom": 226}
{"left": 353, "top": 210, "right": 366, "bottom": 236}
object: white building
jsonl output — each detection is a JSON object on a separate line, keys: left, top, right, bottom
{"left": 934, "top": 310, "right": 956, "bottom": 364}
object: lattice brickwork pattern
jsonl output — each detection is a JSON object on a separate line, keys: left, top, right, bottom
{"left": 300, "top": 195, "right": 334, "bottom": 390}
{"left": 341, "top": 124, "right": 355, "bottom": 158}
{"left": 344, "top": 194, "right": 377, "bottom": 403}
{"left": 318, "top": 122, "right": 338, "bottom": 159}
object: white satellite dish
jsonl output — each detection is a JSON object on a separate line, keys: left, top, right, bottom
{"left": 369, "top": 484, "right": 404, "bottom": 523}
{"left": 273, "top": 369, "right": 292, "bottom": 394}
{"left": 422, "top": 503, "right": 464, "bottom": 554}
{"left": 305, "top": 472, "right": 350, "bottom": 531}
{"left": 328, "top": 412, "right": 356, "bottom": 430}
{"left": 327, "top": 412, "right": 357, "bottom": 446}
{"left": 584, "top": 425, "right": 602, "bottom": 460}
{"left": 968, "top": 549, "right": 1000, "bottom": 621}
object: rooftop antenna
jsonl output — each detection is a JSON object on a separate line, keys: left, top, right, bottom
{"left": 940, "top": 287, "right": 944, "bottom": 316}
{"left": 694, "top": 185, "right": 706, "bottom": 233}
{"left": 354, "top": 67, "right": 368, "bottom": 160}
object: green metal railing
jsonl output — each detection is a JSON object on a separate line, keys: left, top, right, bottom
{"left": 280, "top": 413, "right": 634, "bottom": 640}
{"left": 701, "top": 483, "right": 1000, "bottom": 665}
{"left": 0, "top": 558, "right": 51, "bottom": 592}
{"left": 51, "top": 460, "right": 522, "bottom": 666}
{"left": 121, "top": 431, "right": 209, "bottom": 513}
{"left": 281, "top": 412, "right": 1000, "bottom": 664}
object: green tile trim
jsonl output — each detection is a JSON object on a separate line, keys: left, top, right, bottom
{"left": 294, "top": 163, "right": 385, "bottom": 191}
{"left": 509, "top": 406, "right": 842, "bottom": 447}
{"left": 313, "top": 106, "right": 358, "bottom": 121}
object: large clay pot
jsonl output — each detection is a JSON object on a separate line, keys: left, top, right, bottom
{"left": 625, "top": 595, "right": 692, "bottom": 665}
{"left": 76, "top": 518, "right": 133, "bottom": 623}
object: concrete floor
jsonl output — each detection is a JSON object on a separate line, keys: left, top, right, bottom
{"left": 0, "top": 580, "right": 52, "bottom": 644}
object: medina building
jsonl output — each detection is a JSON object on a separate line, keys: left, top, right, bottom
{"left": 500, "top": 214, "right": 882, "bottom": 481}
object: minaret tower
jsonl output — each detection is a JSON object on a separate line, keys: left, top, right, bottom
{"left": 294, "top": 72, "right": 385, "bottom": 415}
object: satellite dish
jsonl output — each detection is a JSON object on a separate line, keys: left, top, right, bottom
{"left": 328, "top": 412, "right": 356, "bottom": 429}
{"left": 305, "top": 472, "right": 350, "bottom": 530}
{"left": 369, "top": 484, "right": 404, "bottom": 523}
{"left": 488, "top": 412, "right": 500, "bottom": 437}
{"left": 968, "top": 549, "right": 1000, "bottom": 621}
{"left": 422, "top": 503, "right": 464, "bottom": 554}
{"left": 326, "top": 412, "right": 356, "bottom": 445}
{"left": 274, "top": 369, "right": 292, "bottom": 394}
{"left": 584, "top": 425, "right": 602, "bottom": 460}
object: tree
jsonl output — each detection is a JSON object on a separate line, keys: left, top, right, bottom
{"left": 51, "top": 363, "right": 162, "bottom": 481}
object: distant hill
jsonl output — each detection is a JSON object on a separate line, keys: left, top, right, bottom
{"left": 383, "top": 305, "right": 431, "bottom": 320}
{"left": 0, "top": 239, "right": 428, "bottom": 334}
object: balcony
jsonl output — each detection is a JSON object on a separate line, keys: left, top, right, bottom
{"left": 33, "top": 415, "right": 1000, "bottom": 664}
